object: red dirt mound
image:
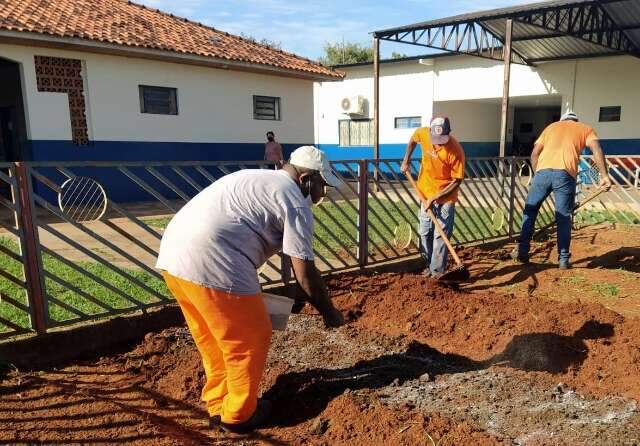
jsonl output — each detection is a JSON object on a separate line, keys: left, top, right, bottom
{"left": 3, "top": 270, "right": 639, "bottom": 445}
{"left": 304, "top": 395, "right": 504, "bottom": 446}
{"left": 327, "top": 272, "right": 640, "bottom": 401}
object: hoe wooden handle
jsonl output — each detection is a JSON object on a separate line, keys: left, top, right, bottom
{"left": 404, "top": 171, "right": 463, "bottom": 266}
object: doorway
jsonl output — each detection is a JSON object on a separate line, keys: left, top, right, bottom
{"left": 512, "top": 106, "right": 561, "bottom": 157}
{"left": 0, "top": 57, "right": 27, "bottom": 199}
{"left": 0, "top": 57, "right": 27, "bottom": 162}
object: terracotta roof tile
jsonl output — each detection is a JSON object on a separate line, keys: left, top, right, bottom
{"left": 0, "top": 0, "right": 342, "bottom": 79}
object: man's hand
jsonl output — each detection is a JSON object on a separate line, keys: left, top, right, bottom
{"left": 400, "top": 159, "right": 410, "bottom": 174}
{"left": 322, "top": 307, "right": 345, "bottom": 328}
{"left": 423, "top": 198, "right": 433, "bottom": 212}
{"left": 291, "top": 257, "right": 344, "bottom": 329}
{"left": 599, "top": 174, "right": 612, "bottom": 191}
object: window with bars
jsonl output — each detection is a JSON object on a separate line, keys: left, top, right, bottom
{"left": 599, "top": 106, "right": 621, "bottom": 122}
{"left": 253, "top": 95, "right": 281, "bottom": 120}
{"left": 394, "top": 116, "right": 421, "bottom": 129}
{"left": 139, "top": 86, "right": 178, "bottom": 115}
{"left": 339, "top": 119, "right": 374, "bottom": 146}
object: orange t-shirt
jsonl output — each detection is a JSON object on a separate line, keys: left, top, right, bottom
{"left": 535, "top": 121, "right": 598, "bottom": 178}
{"left": 412, "top": 127, "right": 465, "bottom": 204}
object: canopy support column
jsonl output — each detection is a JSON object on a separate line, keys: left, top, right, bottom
{"left": 373, "top": 36, "right": 380, "bottom": 190}
{"left": 499, "top": 18, "right": 513, "bottom": 159}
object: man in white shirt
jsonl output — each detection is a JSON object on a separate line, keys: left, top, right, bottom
{"left": 156, "top": 146, "right": 343, "bottom": 433}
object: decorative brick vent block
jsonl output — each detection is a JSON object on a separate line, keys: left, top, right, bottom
{"left": 34, "top": 56, "right": 89, "bottom": 145}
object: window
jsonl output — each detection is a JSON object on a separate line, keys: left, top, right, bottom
{"left": 599, "top": 106, "right": 621, "bottom": 122}
{"left": 253, "top": 95, "right": 281, "bottom": 120}
{"left": 394, "top": 116, "right": 421, "bottom": 129}
{"left": 139, "top": 86, "right": 178, "bottom": 115}
{"left": 339, "top": 119, "right": 373, "bottom": 146}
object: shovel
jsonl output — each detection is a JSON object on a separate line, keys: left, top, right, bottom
{"left": 404, "top": 171, "right": 470, "bottom": 282}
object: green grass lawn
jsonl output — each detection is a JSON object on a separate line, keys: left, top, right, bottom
{"left": 0, "top": 236, "right": 170, "bottom": 335}
{"left": 143, "top": 199, "right": 523, "bottom": 261}
{"left": 575, "top": 209, "right": 640, "bottom": 225}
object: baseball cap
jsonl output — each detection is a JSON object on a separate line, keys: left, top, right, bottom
{"left": 430, "top": 116, "right": 451, "bottom": 145}
{"left": 561, "top": 110, "right": 579, "bottom": 121}
{"left": 289, "top": 146, "right": 341, "bottom": 187}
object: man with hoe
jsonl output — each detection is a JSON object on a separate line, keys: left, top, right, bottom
{"left": 156, "top": 146, "right": 344, "bottom": 433}
{"left": 512, "top": 111, "right": 612, "bottom": 269}
{"left": 401, "top": 116, "right": 465, "bottom": 278}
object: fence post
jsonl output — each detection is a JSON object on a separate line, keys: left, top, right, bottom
{"left": 357, "top": 160, "right": 369, "bottom": 269}
{"left": 280, "top": 254, "right": 293, "bottom": 298}
{"left": 507, "top": 157, "right": 518, "bottom": 239}
{"left": 13, "top": 162, "right": 48, "bottom": 335}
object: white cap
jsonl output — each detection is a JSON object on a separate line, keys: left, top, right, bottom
{"left": 561, "top": 110, "right": 579, "bottom": 121}
{"left": 289, "top": 146, "right": 341, "bottom": 187}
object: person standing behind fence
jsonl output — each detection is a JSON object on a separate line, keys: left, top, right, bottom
{"left": 156, "top": 146, "right": 344, "bottom": 434}
{"left": 264, "top": 131, "right": 284, "bottom": 169}
{"left": 511, "top": 110, "right": 612, "bottom": 269}
{"left": 401, "top": 116, "right": 465, "bottom": 278}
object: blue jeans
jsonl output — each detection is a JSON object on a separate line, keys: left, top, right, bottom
{"left": 418, "top": 202, "right": 456, "bottom": 275}
{"left": 518, "top": 169, "right": 576, "bottom": 261}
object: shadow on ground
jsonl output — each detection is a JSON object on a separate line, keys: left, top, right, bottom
{"left": 264, "top": 320, "right": 614, "bottom": 427}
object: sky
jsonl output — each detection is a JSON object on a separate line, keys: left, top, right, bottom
{"left": 137, "top": 0, "right": 537, "bottom": 60}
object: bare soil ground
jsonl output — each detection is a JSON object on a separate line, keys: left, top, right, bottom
{"left": 463, "top": 224, "right": 640, "bottom": 318}
{"left": 1, "top": 226, "right": 640, "bottom": 445}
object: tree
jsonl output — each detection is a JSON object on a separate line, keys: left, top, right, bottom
{"left": 239, "top": 33, "right": 282, "bottom": 50}
{"left": 391, "top": 51, "right": 408, "bottom": 59}
{"left": 318, "top": 41, "right": 373, "bottom": 66}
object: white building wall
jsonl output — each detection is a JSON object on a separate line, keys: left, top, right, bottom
{"left": 315, "top": 61, "right": 434, "bottom": 147}
{"left": 316, "top": 54, "right": 640, "bottom": 154}
{"left": 0, "top": 43, "right": 314, "bottom": 144}
{"left": 572, "top": 56, "right": 640, "bottom": 140}
{"left": 434, "top": 56, "right": 574, "bottom": 102}
{"left": 433, "top": 101, "right": 501, "bottom": 143}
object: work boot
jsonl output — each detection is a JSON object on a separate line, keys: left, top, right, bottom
{"left": 510, "top": 246, "right": 529, "bottom": 264}
{"left": 558, "top": 259, "right": 571, "bottom": 270}
{"left": 219, "top": 400, "right": 273, "bottom": 434}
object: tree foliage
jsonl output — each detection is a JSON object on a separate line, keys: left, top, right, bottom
{"left": 239, "top": 33, "right": 282, "bottom": 50}
{"left": 318, "top": 41, "right": 373, "bottom": 66}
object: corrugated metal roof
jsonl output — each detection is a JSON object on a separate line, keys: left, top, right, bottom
{"left": 374, "top": 0, "right": 640, "bottom": 64}
{"left": 376, "top": 0, "right": 584, "bottom": 34}
{"left": 602, "top": 0, "right": 640, "bottom": 47}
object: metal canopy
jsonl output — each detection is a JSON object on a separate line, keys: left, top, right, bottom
{"left": 373, "top": 0, "right": 640, "bottom": 65}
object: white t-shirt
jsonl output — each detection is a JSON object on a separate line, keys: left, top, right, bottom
{"left": 156, "top": 169, "right": 315, "bottom": 295}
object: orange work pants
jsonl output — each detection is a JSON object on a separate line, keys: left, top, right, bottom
{"left": 162, "top": 272, "right": 272, "bottom": 424}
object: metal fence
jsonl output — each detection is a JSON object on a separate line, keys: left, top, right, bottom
{"left": 0, "top": 156, "right": 639, "bottom": 340}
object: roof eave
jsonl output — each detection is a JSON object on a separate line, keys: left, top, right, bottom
{"left": 0, "top": 30, "right": 342, "bottom": 81}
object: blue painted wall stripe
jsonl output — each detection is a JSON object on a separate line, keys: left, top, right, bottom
{"left": 27, "top": 140, "right": 308, "bottom": 162}
{"left": 25, "top": 139, "right": 640, "bottom": 203}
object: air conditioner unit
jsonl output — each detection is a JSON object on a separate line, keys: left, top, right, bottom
{"left": 340, "top": 95, "right": 366, "bottom": 115}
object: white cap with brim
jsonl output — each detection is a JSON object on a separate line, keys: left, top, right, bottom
{"left": 561, "top": 110, "right": 579, "bottom": 121}
{"left": 289, "top": 146, "right": 341, "bottom": 187}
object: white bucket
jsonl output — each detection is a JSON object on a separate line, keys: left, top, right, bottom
{"left": 263, "top": 293, "right": 295, "bottom": 331}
